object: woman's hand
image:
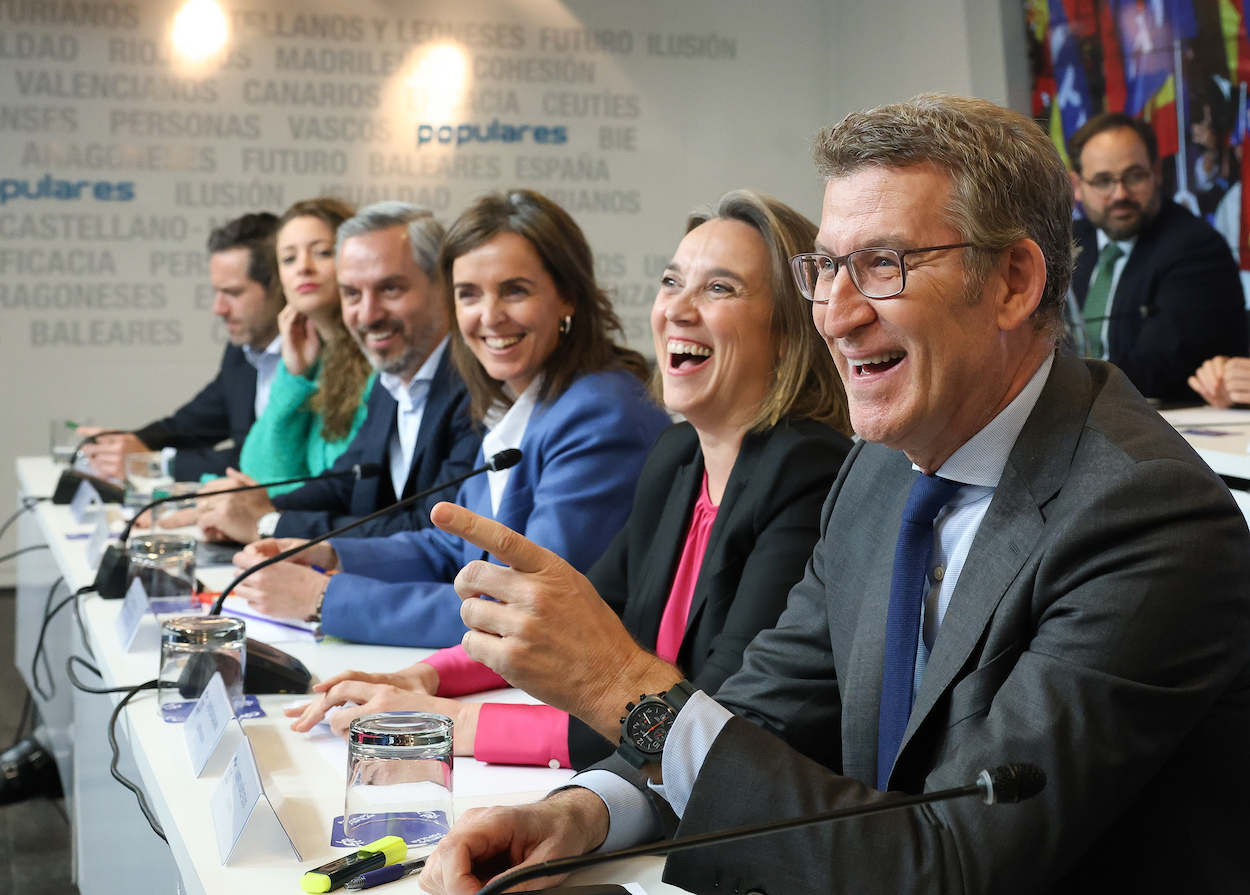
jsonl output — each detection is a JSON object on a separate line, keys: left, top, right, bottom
{"left": 285, "top": 682, "right": 479, "bottom": 752}
{"left": 279, "top": 304, "right": 321, "bottom": 378}
{"left": 1190, "top": 355, "right": 1234, "bottom": 408}
{"left": 229, "top": 559, "right": 328, "bottom": 619}
{"left": 235, "top": 537, "right": 339, "bottom": 570}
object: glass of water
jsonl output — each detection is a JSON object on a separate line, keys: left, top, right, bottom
{"left": 49, "top": 420, "right": 81, "bottom": 466}
{"left": 158, "top": 615, "right": 246, "bottom": 718}
{"left": 344, "top": 712, "right": 454, "bottom": 848}
{"left": 126, "top": 533, "right": 198, "bottom": 613}
{"left": 125, "top": 451, "right": 173, "bottom": 509}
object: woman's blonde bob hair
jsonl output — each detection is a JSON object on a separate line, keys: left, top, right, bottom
{"left": 680, "top": 189, "right": 851, "bottom": 435}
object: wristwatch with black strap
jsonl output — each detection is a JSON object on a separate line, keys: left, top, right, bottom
{"left": 616, "top": 679, "right": 698, "bottom": 769}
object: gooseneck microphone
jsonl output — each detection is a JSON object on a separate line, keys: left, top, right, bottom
{"left": 54, "top": 427, "right": 253, "bottom": 504}
{"left": 91, "top": 463, "right": 384, "bottom": 599}
{"left": 177, "top": 449, "right": 521, "bottom": 696}
{"left": 1082, "top": 304, "right": 1159, "bottom": 323}
{"left": 473, "top": 763, "right": 1047, "bottom": 895}
{"left": 208, "top": 448, "right": 523, "bottom": 616}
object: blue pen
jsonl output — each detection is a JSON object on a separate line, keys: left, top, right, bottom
{"left": 345, "top": 856, "right": 426, "bottom": 890}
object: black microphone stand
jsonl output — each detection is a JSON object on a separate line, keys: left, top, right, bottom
{"left": 475, "top": 763, "right": 1046, "bottom": 895}
{"left": 207, "top": 449, "right": 521, "bottom": 615}
{"left": 92, "top": 463, "right": 382, "bottom": 599}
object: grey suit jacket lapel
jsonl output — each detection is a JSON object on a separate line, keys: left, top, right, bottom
{"left": 837, "top": 448, "right": 914, "bottom": 786}
{"left": 899, "top": 353, "right": 1091, "bottom": 764}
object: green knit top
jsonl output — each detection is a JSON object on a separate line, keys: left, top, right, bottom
{"left": 238, "top": 359, "right": 375, "bottom": 496}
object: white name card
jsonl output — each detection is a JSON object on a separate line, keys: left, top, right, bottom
{"left": 69, "top": 479, "right": 101, "bottom": 524}
{"left": 210, "top": 737, "right": 302, "bottom": 865}
{"left": 184, "top": 671, "right": 244, "bottom": 778}
{"left": 113, "top": 578, "right": 158, "bottom": 653}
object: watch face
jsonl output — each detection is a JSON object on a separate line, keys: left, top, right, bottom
{"left": 625, "top": 702, "right": 675, "bottom": 755}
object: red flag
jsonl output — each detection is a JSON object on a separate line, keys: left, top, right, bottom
{"left": 1098, "top": 0, "right": 1129, "bottom": 111}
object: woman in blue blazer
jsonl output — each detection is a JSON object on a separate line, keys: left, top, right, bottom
{"left": 232, "top": 190, "right": 670, "bottom": 646}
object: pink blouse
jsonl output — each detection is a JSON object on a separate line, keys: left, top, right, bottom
{"left": 423, "top": 473, "right": 720, "bottom": 768}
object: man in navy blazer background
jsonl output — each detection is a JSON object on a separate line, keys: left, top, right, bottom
{"left": 1069, "top": 111, "right": 1246, "bottom": 402}
{"left": 196, "top": 202, "right": 480, "bottom": 542}
{"left": 80, "top": 212, "right": 285, "bottom": 481}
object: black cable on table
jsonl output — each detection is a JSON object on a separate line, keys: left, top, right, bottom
{"left": 0, "top": 543, "right": 50, "bottom": 565}
{"left": 31, "top": 578, "right": 70, "bottom": 701}
{"left": 0, "top": 495, "right": 47, "bottom": 546}
{"left": 107, "top": 680, "right": 166, "bottom": 843}
{"left": 64, "top": 658, "right": 169, "bottom": 842}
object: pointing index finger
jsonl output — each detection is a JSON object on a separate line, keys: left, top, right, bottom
{"left": 430, "top": 502, "right": 557, "bottom": 574}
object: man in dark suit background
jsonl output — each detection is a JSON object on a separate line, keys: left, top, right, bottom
{"left": 194, "top": 201, "right": 479, "bottom": 543}
{"left": 413, "top": 96, "right": 1250, "bottom": 895}
{"left": 79, "top": 212, "right": 284, "bottom": 481}
{"left": 1069, "top": 111, "right": 1246, "bottom": 402}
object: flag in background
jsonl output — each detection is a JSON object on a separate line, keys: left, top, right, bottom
{"left": 1048, "top": 0, "right": 1097, "bottom": 140}
{"left": 1111, "top": 0, "right": 1197, "bottom": 156}
{"left": 1220, "top": 0, "right": 1250, "bottom": 267}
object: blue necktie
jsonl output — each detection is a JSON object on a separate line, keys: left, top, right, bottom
{"left": 877, "top": 473, "right": 962, "bottom": 790}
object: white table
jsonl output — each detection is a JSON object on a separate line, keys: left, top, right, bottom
{"left": 1160, "top": 407, "right": 1250, "bottom": 521}
{"left": 15, "top": 456, "right": 681, "bottom": 895}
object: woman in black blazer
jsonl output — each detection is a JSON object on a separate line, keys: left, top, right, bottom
{"left": 289, "top": 190, "right": 853, "bottom": 769}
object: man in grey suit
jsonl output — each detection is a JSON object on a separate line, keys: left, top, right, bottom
{"left": 417, "top": 95, "right": 1250, "bottom": 894}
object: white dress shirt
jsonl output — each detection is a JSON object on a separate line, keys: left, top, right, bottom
{"left": 576, "top": 352, "right": 1056, "bottom": 850}
{"left": 481, "top": 377, "right": 543, "bottom": 515}
{"left": 378, "top": 337, "right": 449, "bottom": 499}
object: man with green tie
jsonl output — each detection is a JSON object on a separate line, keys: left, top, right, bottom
{"left": 1069, "top": 111, "right": 1245, "bottom": 403}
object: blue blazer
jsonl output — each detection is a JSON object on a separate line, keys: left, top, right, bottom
{"left": 324, "top": 369, "right": 671, "bottom": 647}
{"left": 270, "top": 348, "right": 481, "bottom": 538}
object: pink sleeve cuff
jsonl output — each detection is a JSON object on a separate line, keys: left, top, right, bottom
{"left": 475, "top": 703, "right": 571, "bottom": 768}
{"left": 423, "top": 646, "right": 508, "bottom": 697}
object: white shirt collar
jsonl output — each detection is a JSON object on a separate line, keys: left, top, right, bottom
{"left": 926, "top": 351, "right": 1055, "bottom": 489}
{"left": 242, "top": 335, "right": 281, "bottom": 368}
{"left": 1094, "top": 227, "right": 1137, "bottom": 259}
{"left": 481, "top": 376, "right": 544, "bottom": 515}
{"left": 378, "top": 336, "right": 449, "bottom": 410}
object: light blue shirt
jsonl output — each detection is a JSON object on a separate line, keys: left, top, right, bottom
{"left": 575, "top": 352, "right": 1056, "bottom": 850}
{"left": 378, "top": 337, "right": 448, "bottom": 498}
{"left": 242, "top": 335, "right": 283, "bottom": 419}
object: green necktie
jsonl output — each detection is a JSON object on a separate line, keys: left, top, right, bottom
{"left": 1083, "top": 242, "right": 1124, "bottom": 359}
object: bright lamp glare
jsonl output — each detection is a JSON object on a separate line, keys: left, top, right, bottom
{"left": 172, "top": 0, "right": 228, "bottom": 60}
{"left": 408, "top": 44, "right": 468, "bottom": 116}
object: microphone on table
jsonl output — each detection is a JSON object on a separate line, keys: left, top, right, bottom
{"left": 92, "top": 463, "right": 384, "bottom": 600}
{"left": 1082, "top": 304, "right": 1159, "bottom": 323}
{"left": 182, "top": 449, "right": 522, "bottom": 696}
{"left": 473, "top": 763, "right": 1047, "bottom": 895}
{"left": 54, "top": 426, "right": 245, "bottom": 504}
{"left": 206, "top": 448, "right": 522, "bottom": 616}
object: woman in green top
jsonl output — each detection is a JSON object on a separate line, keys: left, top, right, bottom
{"left": 237, "top": 197, "right": 376, "bottom": 493}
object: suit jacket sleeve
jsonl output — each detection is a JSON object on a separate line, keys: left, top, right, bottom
{"left": 271, "top": 373, "right": 480, "bottom": 539}
{"left": 133, "top": 344, "right": 254, "bottom": 480}
{"left": 660, "top": 410, "right": 1250, "bottom": 892}
{"left": 320, "top": 371, "right": 670, "bottom": 648}
{"left": 1112, "top": 209, "right": 1247, "bottom": 401}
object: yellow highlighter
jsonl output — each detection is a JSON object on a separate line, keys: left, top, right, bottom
{"left": 301, "top": 836, "right": 407, "bottom": 893}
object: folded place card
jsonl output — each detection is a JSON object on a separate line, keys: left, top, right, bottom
{"left": 113, "top": 578, "right": 158, "bottom": 653}
{"left": 69, "top": 479, "right": 101, "bottom": 523}
{"left": 209, "top": 737, "right": 302, "bottom": 865}
{"left": 183, "top": 672, "right": 244, "bottom": 777}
